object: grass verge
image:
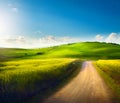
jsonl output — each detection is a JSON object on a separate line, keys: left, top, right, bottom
{"left": 93, "top": 60, "right": 120, "bottom": 103}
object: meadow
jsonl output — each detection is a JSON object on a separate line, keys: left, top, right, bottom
{"left": 95, "top": 60, "right": 120, "bottom": 102}
{"left": 0, "top": 42, "right": 120, "bottom": 61}
{"left": 0, "top": 58, "right": 81, "bottom": 102}
{"left": 0, "top": 42, "right": 120, "bottom": 102}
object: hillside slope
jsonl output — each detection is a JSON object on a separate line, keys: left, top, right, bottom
{"left": 0, "top": 42, "right": 120, "bottom": 61}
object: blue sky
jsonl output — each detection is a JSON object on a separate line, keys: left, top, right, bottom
{"left": 0, "top": 0, "right": 120, "bottom": 48}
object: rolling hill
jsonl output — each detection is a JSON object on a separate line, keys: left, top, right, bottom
{"left": 0, "top": 42, "right": 120, "bottom": 61}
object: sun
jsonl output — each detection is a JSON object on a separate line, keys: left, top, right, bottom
{"left": 0, "top": 9, "right": 19, "bottom": 38}
{"left": 0, "top": 14, "right": 13, "bottom": 35}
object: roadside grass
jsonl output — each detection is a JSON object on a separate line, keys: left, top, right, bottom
{"left": 0, "top": 58, "right": 78, "bottom": 102}
{"left": 94, "top": 60, "right": 120, "bottom": 103}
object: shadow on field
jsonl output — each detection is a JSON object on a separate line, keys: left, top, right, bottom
{"left": 26, "top": 60, "right": 82, "bottom": 103}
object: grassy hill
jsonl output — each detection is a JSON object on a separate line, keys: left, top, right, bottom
{"left": 0, "top": 42, "right": 120, "bottom": 61}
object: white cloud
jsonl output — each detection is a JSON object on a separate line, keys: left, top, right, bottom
{"left": 2, "top": 36, "right": 26, "bottom": 46}
{"left": 12, "top": 8, "right": 18, "bottom": 12}
{"left": 39, "top": 36, "right": 80, "bottom": 47}
{"left": 105, "top": 33, "right": 120, "bottom": 44}
{"left": 0, "top": 35, "right": 80, "bottom": 48}
{"left": 95, "top": 32, "right": 120, "bottom": 44}
{"left": 95, "top": 34, "right": 104, "bottom": 41}
{"left": 17, "top": 36, "right": 26, "bottom": 43}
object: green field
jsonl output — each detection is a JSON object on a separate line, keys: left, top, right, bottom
{"left": 95, "top": 60, "right": 120, "bottom": 102}
{"left": 0, "top": 42, "right": 120, "bottom": 102}
{"left": 0, "top": 58, "right": 82, "bottom": 102}
{"left": 0, "top": 42, "right": 120, "bottom": 61}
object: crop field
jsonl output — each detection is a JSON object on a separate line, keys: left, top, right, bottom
{"left": 95, "top": 60, "right": 120, "bottom": 102}
{"left": 0, "top": 58, "right": 79, "bottom": 102}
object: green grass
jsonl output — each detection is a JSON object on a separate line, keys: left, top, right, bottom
{"left": 0, "top": 42, "right": 120, "bottom": 61}
{"left": 0, "top": 58, "right": 79, "bottom": 102}
{"left": 45, "top": 42, "right": 120, "bottom": 59}
{"left": 94, "top": 60, "right": 120, "bottom": 102}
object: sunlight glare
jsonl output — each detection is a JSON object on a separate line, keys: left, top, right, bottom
{"left": 0, "top": 12, "right": 15, "bottom": 37}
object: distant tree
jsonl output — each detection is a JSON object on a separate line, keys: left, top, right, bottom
{"left": 36, "top": 52, "right": 44, "bottom": 55}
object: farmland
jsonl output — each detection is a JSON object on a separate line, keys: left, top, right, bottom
{"left": 0, "top": 42, "right": 120, "bottom": 103}
{"left": 0, "top": 58, "right": 81, "bottom": 102}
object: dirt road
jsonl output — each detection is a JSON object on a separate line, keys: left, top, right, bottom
{"left": 43, "top": 61, "right": 111, "bottom": 103}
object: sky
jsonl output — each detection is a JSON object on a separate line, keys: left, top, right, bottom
{"left": 0, "top": 0, "right": 120, "bottom": 48}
